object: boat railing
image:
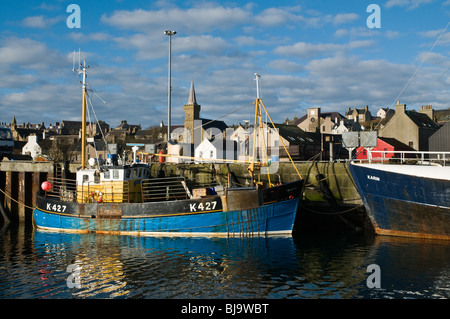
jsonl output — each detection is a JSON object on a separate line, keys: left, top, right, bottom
{"left": 45, "top": 177, "right": 78, "bottom": 202}
{"left": 44, "top": 176, "right": 221, "bottom": 203}
{"left": 45, "top": 177, "right": 132, "bottom": 203}
{"left": 141, "top": 177, "right": 191, "bottom": 202}
{"left": 363, "top": 150, "right": 450, "bottom": 166}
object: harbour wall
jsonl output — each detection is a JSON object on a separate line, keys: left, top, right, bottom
{"left": 0, "top": 160, "right": 370, "bottom": 233}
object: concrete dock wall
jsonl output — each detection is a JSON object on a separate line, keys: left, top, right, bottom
{"left": 143, "top": 162, "right": 362, "bottom": 205}
{"left": 0, "top": 161, "right": 54, "bottom": 224}
{"left": 1, "top": 160, "right": 366, "bottom": 232}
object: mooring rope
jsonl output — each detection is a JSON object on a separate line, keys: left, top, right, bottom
{"left": 301, "top": 203, "right": 364, "bottom": 215}
{"left": 0, "top": 188, "right": 35, "bottom": 210}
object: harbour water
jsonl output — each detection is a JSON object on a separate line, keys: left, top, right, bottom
{"left": 0, "top": 222, "right": 449, "bottom": 302}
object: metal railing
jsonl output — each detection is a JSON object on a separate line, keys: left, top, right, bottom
{"left": 44, "top": 176, "right": 201, "bottom": 203}
{"left": 141, "top": 177, "right": 190, "bottom": 202}
{"left": 45, "top": 177, "right": 132, "bottom": 203}
{"left": 361, "top": 150, "right": 450, "bottom": 166}
{"left": 45, "top": 177, "right": 77, "bottom": 202}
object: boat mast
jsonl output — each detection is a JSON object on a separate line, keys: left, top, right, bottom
{"left": 73, "top": 50, "right": 88, "bottom": 170}
{"left": 250, "top": 73, "right": 303, "bottom": 182}
{"left": 249, "top": 73, "right": 270, "bottom": 186}
{"left": 81, "top": 59, "right": 87, "bottom": 170}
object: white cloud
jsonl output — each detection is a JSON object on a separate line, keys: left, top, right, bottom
{"left": 419, "top": 28, "right": 450, "bottom": 45}
{"left": 69, "top": 32, "right": 112, "bottom": 42}
{"left": 22, "top": 15, "right": 62, "bottom": 29}
{"left": 101, "top": 5, "right": 250, "bottom": 33}
{"left": 332, "top": 13, "right": 359, "bottom": 25}
{"left": 0, "top": 37, "right": 66, "bottom": 69}
{"left": 274, "top": 42, "right": 339, "bottom": 57}
{"left": 385, "top": 0, "right": 435, "bottom": 10}
{"left": 334, "top": 27, "right": 377, "bottom": 38}
{"left": 274, "top": 40, "right": 374, "bottom": 58}
{"left": 267, "top": 60, "right": 304, "bottom": 73}
{"left": 253, "top": 7, "right": 303, "bottom": 27}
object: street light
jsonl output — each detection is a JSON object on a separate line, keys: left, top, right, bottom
{"left": 164, "top": 30, "right": 176, "bottom": 142}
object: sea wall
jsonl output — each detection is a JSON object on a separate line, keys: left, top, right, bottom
{"left": 145, "top": 161, "right": 362, "bottom": 205}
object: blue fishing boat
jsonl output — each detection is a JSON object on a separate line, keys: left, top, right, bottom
{"left": 34, "top": 178, "right": 302, "bottom": 236}
{"left": 33, "top": 64, "right": 303, "bottom": 237}
{"left": 348, "top": 154, "right": 450, "bottom": 240}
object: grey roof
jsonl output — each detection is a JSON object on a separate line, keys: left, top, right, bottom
{"left": 268, "top": 123, "right": 319, "bottom": 144}
{"left": 405, "top": 110, "right": 440, "bottom": 129}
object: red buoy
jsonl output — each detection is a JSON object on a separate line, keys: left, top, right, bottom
{"left": 159, "top": 150, "right": 164, "bottom": 163}
{"left": 41, "top": 181, "right": 51, "bottom": 191}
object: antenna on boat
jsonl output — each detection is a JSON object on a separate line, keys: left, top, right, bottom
{"left": 72, "top": 49, "right": 89, "bottom": 170}
{"left": 255, "top": 73, "right": 261, "bottom": 100}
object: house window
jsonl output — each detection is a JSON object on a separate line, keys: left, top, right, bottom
{"left": 409, "top": 142, "right": 414, "bottom": 148}
{"left": 210, "top": 151, "right": 214, "bottom": 158}
{"left": 113, "top": 170, "right": 119, "bottom": 179}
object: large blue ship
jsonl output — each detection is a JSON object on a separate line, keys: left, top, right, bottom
{"left": 348, "top": 162, "right": 450, "bottom": 240}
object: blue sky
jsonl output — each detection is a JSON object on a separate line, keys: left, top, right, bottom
{"left": 1, "top": 0, "right": 450, "bottom": 129}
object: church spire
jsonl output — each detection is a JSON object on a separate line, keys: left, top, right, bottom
{"left": 188, "top": 80, "right": 197, "bottom": 105}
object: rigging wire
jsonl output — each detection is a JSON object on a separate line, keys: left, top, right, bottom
{"left": 386, "top": 22, "right": 449, "bottom": 108}
{"left": 190, "top": 101, "right": 255, "bottom": 140}
{"left": 86, "top": 90, "right": 110, "bottom": 158}
{"left": 391, "top": 21, "right": 450, "bottom": 106}
{"left": 410, "top": 65, "right": 450, "bottom": 106}
{"left": 373, "top": 20, "right": 450, "bottom": 131}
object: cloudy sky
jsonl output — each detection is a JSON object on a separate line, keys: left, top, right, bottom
{"left": 1, "top": 0, "right": 450, "bottom": 129}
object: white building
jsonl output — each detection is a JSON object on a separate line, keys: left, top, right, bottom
{"left": 194, "top": 137, "right": 237, "bottom": 163}
{"left": 22, "top": 135, "right": 42, "bottom": 159}
{"left": 377, "top": 107, "right": 395, "bottom": 119}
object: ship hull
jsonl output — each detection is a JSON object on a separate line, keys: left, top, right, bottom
{"left": 348, "top": 163, "right": 450, "bottom": 240}
{"left": 33, "top": 180, "right": 302, "bottom": 237}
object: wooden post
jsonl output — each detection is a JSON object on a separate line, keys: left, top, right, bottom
{"left": 18, "top": 171, "right": 25, "bottom": 223}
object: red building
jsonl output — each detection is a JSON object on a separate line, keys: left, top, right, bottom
{"left": 356, "top": 137, "right": 415, "bottom": 161}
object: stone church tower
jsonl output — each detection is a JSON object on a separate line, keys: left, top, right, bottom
{"left": 184, "top": 81, "right": 201, "bottom": 142}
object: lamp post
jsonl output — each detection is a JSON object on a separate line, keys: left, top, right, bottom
{"left": 164, "top": 30, "right": 176, "bottom": 142}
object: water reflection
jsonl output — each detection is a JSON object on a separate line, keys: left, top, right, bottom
{"left": 364, "top": 235, "right": 450, "bottom": 299}
{"left": 31, "top": 229, "right": 376, "bottom": 299}
{"left": 33, "top": 230, "right": 304, "bottom": 298}
{"left": 0, "top": 223, "right": 449, "bottom": 299}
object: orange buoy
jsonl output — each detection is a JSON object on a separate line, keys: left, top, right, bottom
{"left": 159, "top": 150, "right": 164, "bottom": 163}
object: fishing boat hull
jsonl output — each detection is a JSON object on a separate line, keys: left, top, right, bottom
{"left": 348, "top": 163, "right": 450, "bottom": 240}
{"left": 33, "top": 180, "right": 302, "bottom": 237}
